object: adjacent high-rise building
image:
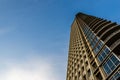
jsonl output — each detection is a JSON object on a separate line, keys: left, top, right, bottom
{"left": 66, "top": 13, "right": 120, "bottom": 80}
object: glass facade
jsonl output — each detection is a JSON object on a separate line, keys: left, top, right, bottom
{"left": 98, "top": 46, "right": 110, "bottom": 62}
{"left": 80, "top": 21, "right": 120, "bottom": 79}
{"left": 103, "top": 54, "right": 120, "bottom": 75}
{"left": 67, "top": 13, "right": 120, "bottom": 80}
{"left": 93, "top": 40, "right": 103, "bottom": 54}
{"left": 110, "top": 70, "right": 120, "bottom": 80}
{"left": 91, "top": 37, "right": 99, "bottom": 48}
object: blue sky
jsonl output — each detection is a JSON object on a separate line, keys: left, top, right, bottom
{"left": 0, "top": 0, "right": 120, "bottom": 80}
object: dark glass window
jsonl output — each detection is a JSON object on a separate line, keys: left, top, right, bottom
{"left": 98, "top": 55, "right": 103, "bottom": 62}
{"left": 91, "top": 37, "right": 99, "bottom": 48}
{"left": 111, "top": 55, "right": 120, "bottom": 66}
{"left": 103, "top": 63, "right": 111, "bottom": 74}
{"left": 110, "top": 70, "right": 120, "bottom": 80}
{"left": 86, "top": 30, "right": 92, "bottom": 38}
{"left": 98, "top": 46, "right": 110, "bottom": 62}
{"left": 94, "top": 41, "right": 103, "bottom": 54}
{"left": 103, "top": 54, "right": 120, "bottom": 75}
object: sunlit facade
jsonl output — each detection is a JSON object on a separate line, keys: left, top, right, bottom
{"left": 66, "top": 13, "right": 120, "bottom": 80}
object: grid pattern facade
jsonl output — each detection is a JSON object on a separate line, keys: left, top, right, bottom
{"left": 66, "top": 13, "right": 120, "bottom": 80}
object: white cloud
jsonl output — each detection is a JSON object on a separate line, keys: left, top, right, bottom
{"left": 0, "top": 56, "right": 60, "bottom": 80}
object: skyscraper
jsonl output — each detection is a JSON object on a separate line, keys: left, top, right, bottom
{"left": 66, "top": 13, "right": 120, "bottom": 80}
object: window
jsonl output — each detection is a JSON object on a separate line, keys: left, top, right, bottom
{"left": 89, "top": 33, "right": 95, "bottom": 43}
{"left": 85, "top": 61, "right": 88, "bottom": 66}
{"left": 94, "top": 47, "right": 100, "bottom": 54}
{"left": 103, "top": 54, "right": 120, "bottom": 75}
{"left": 88, "top": 69, "right": 91, "bottom": 77}
{"left": 75, "top": 76, "right": 77, "bottom": 80}
{"left": 82, "top": 66, "right": 84, "bottom": 71}
{"left": 111, "top": 54, "right": 120, "bottom": 66}
{"left": 80, "top": 55, "right": 82, "bottom": 58}
{"left": 69, "top": 76, "right": 71, "bottom": 80}
{"left": 96, "top": 72, "right": 103, "bottom": 80}
{"left": 84, "top": 55, "right": 86, "bottom": 59}
{"left": 72, "top": 73, "right": 74, "bottom": 77}
{"left": 82, "top": 50, "right": 85, "bottom": 53}
{"left": 91, "top": 33, "right": 95, "bottom": 39}
{"left": 92, "top": 62, "right": 97, "bottom": 70}
{"left": 82, "top": 47, "right": 83, "bottom": 49}
{"left": 94, "top": 41, "right": 103, "bottom": 54}
{"left": 98, "top": 46, "right": 110, "bottom": 62}
{"left": 86, "top": 30, "right": 92, "bottom": 38}
{"left": 89, "top": 55, "right": 93, "bottom": 60}
{"left": 78, "top": 71, "right": 80, "bottom": 77}
{"left": 83, "top": 75, "right": 86, "bottom": 80}
{"left": 110, "top": 70, "right": 120, "bottom": 80}
{"left": 77, "top": 64, "right": 79, "bottom": 68}
{"left": 98, "top": 54, "right": 103, "bottom": 62}
{"left": 91, "top": 42, "right": 95, "bottom": 48}
{"left": 75, "top": 69, "right": 77, "bottom": 73}
{"left": 81, "top": 60, "right": 83, "bottom": 63}
{"left": 103, "top": 63, "right": 111, "bottom": 74}
{"left": 85, "top": 29, "right": 88, "bottom": 35}
{"left": 91, "top": 37, "right": 99, "bottom": 48}
{"left": 79, "top": 51, "right": 81, "bottom": 53}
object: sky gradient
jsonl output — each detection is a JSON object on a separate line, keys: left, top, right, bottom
{"left": 0, "top": 0, "right": 120, "bottom": 80}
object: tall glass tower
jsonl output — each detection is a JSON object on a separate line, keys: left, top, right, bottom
{"left": 66, "top": 13, "right": 120, "bottom": 80}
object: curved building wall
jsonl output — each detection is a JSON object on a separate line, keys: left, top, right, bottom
{"left": 66, "top": 13, "right": 120, "bottom": 80}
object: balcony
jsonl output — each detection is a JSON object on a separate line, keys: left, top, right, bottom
{"left": 97, "top": 23, "right": 117, "bottom": 37}
{"left": 89, "top": 18, "right": 102, "bottom": 28}
{"left": 110, "top": 39, "right": 120, "bottom": 50}
{"left": 94, "top": 21, "right": 111, "bottom": 33}
{"left": 92, "top": 20, "right": 106, "bottom": 31}
{"left": 105, "top": 30, "right": 120, "bottom": 47}
{"left": 113, "top": 44, "right": 120, "bottom": 58}
{"left": 88, "top": 18, "right": 97, "bottom": 26}
{"left": 96, "top": 23, "right": 113, "bottom": 34}
{"left": 101, "top": 25, "right": 120, "bottom": 41}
